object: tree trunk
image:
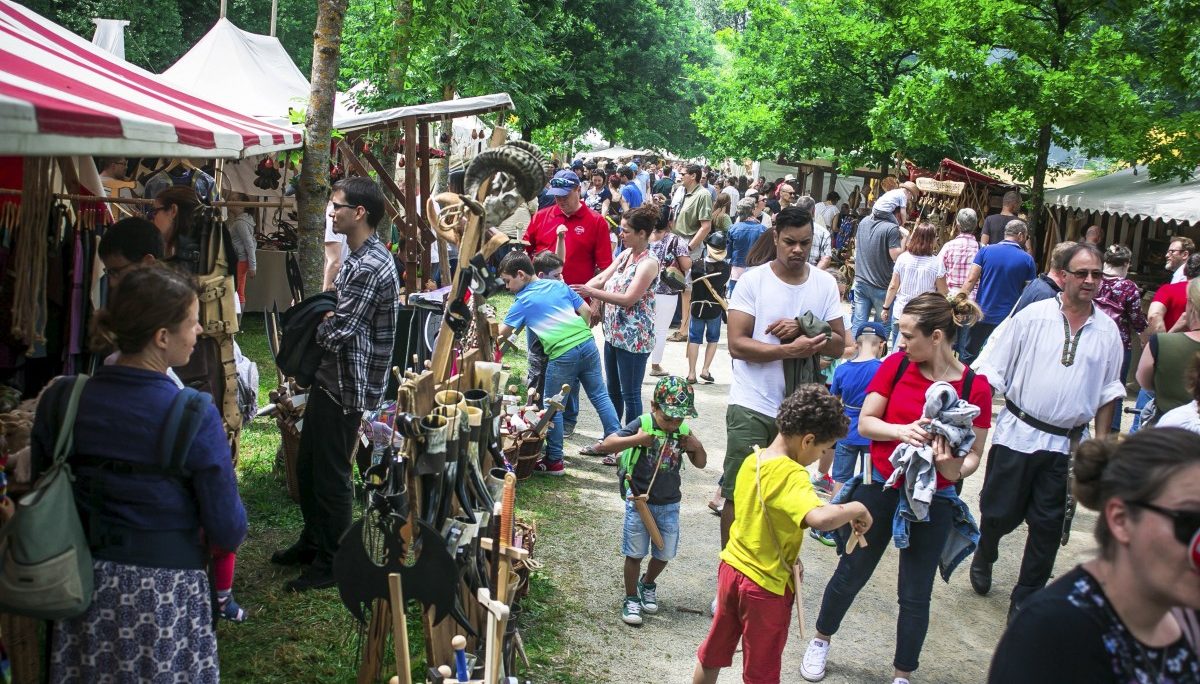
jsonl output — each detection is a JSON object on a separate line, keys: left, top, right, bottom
{"left": 1028, "top": 123, "right": 1053, "bottom": 258}
{"left": 389, "top": 0, "right": 414, "bottom": 93}
{"left": 296, "top": 0, "right": 350, "bottom": 298}
{"left": 439, "top": 82, "right": 454, "bottom": 192}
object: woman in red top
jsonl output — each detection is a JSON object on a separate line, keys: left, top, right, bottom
{"left": 803, "top": 293, "right": 993, "bottom": 684}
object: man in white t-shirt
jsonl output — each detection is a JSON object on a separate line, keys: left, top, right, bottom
{"left": 720, "top": 205, "right": 846, "bottom": 546}
{"left": 323, "top": 205, "right": 350, "bottom": 291}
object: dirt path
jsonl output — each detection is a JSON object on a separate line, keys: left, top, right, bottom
{"left": 532, "top": 330, "right": 1100, "bottom": 684}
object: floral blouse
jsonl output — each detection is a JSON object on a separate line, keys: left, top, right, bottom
{"left": 603, "top": 248, "right": 658, "bottom": 354}
{"left": 648, "top": 232, "right": 689, "bottom": 295}
{"left": 1096, "top": 275, "right": 1147, "bottom": 349}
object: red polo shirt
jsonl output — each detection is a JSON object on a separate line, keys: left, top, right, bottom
{"left": 523, "top": 203, "right": 613, "bottom": 285}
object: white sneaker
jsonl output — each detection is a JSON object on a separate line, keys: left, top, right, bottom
{"left": 801, "top": 638, "right": 830, "bottom": 682}
{"left": 710, "top": 596, "right": 718, "bottom": 617}
{"left": 892, "top": 679, "right": 911, "bottom": 684}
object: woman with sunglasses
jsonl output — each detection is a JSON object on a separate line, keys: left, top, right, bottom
{"left": 989, "top": 427, "right": 1200, "bottom": 683}
{"left": 148, "top": 185, "right": 202, "bottom": 261}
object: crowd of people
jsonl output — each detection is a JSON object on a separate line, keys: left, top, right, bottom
{"left": 26, "top": 152, "right": 1200, "bottom": 683}
{"left": 505, "top": 157, "right": 1200, "bottom": 683}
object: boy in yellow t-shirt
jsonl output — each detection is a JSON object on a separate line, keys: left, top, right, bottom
{"left": 693, "top": 384, "right": 872, "bottom": 684}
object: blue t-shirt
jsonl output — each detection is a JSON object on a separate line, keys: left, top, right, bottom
{"left": 503, "top": 278, "right": 593, "bottom": 360}
{"left": 728, "top": 219, "right": 767, "bottom": 268}
{"left": 621, "top": 182, "right": 644, "bottom": 209}
{"left": 830, "top": 357, "right": 883, "bottom": 446}
{"left": 973, "top": 241, "right": 1037, "bottom": 323}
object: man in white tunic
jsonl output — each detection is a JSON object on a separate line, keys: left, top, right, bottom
{"left": 968, "top": 242, "right": 1124, "bottom": 621}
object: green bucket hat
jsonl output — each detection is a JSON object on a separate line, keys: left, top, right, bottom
{"left": 653, "top": 376, "right": 698, "bottom": 419}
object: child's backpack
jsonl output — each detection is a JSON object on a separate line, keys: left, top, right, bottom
{"left": 617, "top": 414, "right": 690, "bottom": 499}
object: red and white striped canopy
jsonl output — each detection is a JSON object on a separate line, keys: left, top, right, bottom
{"left": 0, "top": 0, "right": 302, "bottom": 158}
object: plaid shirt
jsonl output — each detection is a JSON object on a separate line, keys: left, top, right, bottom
{"left": 317, "top": 234, "right": 400, "bottom": 413}
{"left": 938, "top": 233, "right": 980, "bottom": 296}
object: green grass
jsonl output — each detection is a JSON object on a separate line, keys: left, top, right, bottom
{"left": 218, "top": 309, "right": 581, "bottom": 682}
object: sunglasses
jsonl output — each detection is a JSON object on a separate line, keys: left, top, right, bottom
{"left": 145, "top": 206, "right": 164, "bottom": 220}
{"left": 1065, "top": 268, "right": 1104, "bottom": 280}
{"left": 330, "top": 201, "right": 359, "bottom": 211}
{"left": 1127, "top": 500, "right": 1200, "bottom": 547}
{"left": 549, "top": 177, "right": 578, "bottom": 189}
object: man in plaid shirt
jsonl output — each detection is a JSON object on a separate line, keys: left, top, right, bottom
{"left": 277, "top": 176, "right": 400, "bottom": 592}
{"left": 938, "top": 208, "right": 980, "bottom": 297}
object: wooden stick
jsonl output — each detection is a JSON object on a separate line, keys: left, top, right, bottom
{"left": 388, "top": 573, "right": 413, "bottom": 684}
{"left": 792, "top": 561, "right": 806, "bottom": 639}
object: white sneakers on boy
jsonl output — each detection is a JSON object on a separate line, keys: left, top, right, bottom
{"left": 800, "top": 637, "right": 830, "bottom": 681}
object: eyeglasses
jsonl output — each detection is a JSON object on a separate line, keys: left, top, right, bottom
{"left": 330, "top": 201, "right": 359, "bottom": 211}
{"left": 549, "top": 177, "right": 578, "bottom": 189}
{"left": 1065, "top": 268, "right": 1104, "bottom": 280}
{"left": 1126, "top": 500, "right": 1200, "bottom": 547}
{"left": 103, "top": 263, "right": 133, "bottom": 279}
{"left": 145, "top": 206, "right": 164, "bottom": 220}
{"left": 1167, "top": 248, "right": 1187, "bottom": 254}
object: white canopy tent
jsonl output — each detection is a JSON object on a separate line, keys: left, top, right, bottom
{"left": 162, "top": 18, "right": 355, "bottom": 125}
{"left": 586, "top": 145, "right": 657, "bottom": 160}
{"left": 1046, "top": 166, "right": 1200, "bottom": 225}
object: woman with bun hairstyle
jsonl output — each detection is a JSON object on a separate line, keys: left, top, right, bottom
{"left": 34, "top": 264, "right": 247, "bottom": 680}
{"left": 801, "top": 292, "right": 993, "bottom": 684}
{"left": 989, "top": 428, "right": 1200, "bottom": 683}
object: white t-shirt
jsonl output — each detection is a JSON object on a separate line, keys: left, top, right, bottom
{"left": 892, "top": 252, "right": 946, "bottom": 315}
{"left": 722, "top": 186, "right": 740, "bottom": 207}
{"left": 325, "top": 206, "right": 350, "bottom": 263}
{"left": 1156, "top": 401, "right": 1200, "bottom": 434}
{"left": 728, "top": 263, "right": 842, "bottom": 416}
{"left": 817, "top": 202, "right": 841, "bottom": 230}
{"left": 1172, "top": 264, "right": 1187, "bottom": 284}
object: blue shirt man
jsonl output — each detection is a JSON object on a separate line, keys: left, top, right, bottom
{"left": 620, "top": 166, "right": 644, "bottom": 209}
{"left": 956, "top": 219, "right": 1036, "bottom": 363}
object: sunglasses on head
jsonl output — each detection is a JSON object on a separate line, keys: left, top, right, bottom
{"left": 549, "top": 177, "right": 578, "bottom": 189}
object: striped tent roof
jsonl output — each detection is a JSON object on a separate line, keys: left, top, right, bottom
{"left": 0, "top": 0, "right": 302, "bottom": 158}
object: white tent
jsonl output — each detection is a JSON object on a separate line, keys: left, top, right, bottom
{"left": 587, "top": 145, "right": 656, "bottom": 160}
{"left": 162, "top": 18, "right": 354, "bottom": 124}
{"left": 1047, "top": 166, "right": 1200, "bottom": 224}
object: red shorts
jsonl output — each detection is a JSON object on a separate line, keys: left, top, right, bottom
{"left": 696, "top": 561, "right": 793, "bottom": 684}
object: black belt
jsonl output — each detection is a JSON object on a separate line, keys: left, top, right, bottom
{"left": 1004, "top": 398, "right": 1087, "bottom": 439}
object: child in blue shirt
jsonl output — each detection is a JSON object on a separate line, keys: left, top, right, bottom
{"left": 828, "top": 322, "right": 887, "bottom": 492}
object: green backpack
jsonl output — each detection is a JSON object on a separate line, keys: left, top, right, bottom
{"left": 0, "top": 375, "right": 94, "bottom": 619}
{"left": 616, "top": 414, "right": 690, "bottom": 499}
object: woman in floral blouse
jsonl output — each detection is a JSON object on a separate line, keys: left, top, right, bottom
{"left": 1095, "top": 244, "right": 1147, "bottom": 431}
{"left": 572, "top": 204, "right": 661, "bottom": 432}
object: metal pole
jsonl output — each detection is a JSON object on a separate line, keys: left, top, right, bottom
{"left": 219, "top": 0, "right": 227, "bottom": 19}
{"left": 270, "top": 0, "right": 278, "bottom": 36}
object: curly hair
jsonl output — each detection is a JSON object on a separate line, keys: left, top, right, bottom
{"left": 776, "top": 384, "right": 848, "bottom": 444}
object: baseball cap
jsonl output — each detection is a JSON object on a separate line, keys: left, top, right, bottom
{"left": 546, "top": 169, "right": 581, "bottom": 197}
{"left": 855, "top": 322, "right": 887, "bottom": 339}
{"left": 629, "top": 162, "right": 639, "bottom": 172}
{"left": 653, "top": 376, "right": 698, "bottom": 418}
{"left": 570, "top": 159, "right": 584, "bottom": 170}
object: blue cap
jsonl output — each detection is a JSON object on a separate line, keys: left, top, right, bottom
{"left": 855, "top": 322, "right": 887, "bottom": 339}
{"left": 570, "top": 158, "right": 584, "bottom": 169}
{"left": 546, "top": 169, "right": 581, "bottom": 197}
{"left": 629, "top": 162, "right": 639, "bottom": 172}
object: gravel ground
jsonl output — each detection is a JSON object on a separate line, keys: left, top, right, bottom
{"left": 530, "top": 328, "right": 1103, "bottom": 684}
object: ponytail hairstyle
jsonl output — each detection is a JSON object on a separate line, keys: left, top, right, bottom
{"left": 899, "top": 292, "right": 981, "bottom": 343}
{"left": 1073, "top": 428, "right": 1200, "bottom": 558}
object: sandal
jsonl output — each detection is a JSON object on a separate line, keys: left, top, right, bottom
{"left": 579, "top": 442, "right": 605, "bottom": 456}
{"left": 648, "top": 367, "right": 668, "bottom": 377}
{"left": 699, "top": 372, "right": 714, "bottom": 384}
{"left": 602, "top": 453, "right": 619, "bottom": 466}
{"left": 686, "top": 377, "right": 697, "bottom": 385}
{"left": 667, "top": 331, "right": 687, "bottom": 342}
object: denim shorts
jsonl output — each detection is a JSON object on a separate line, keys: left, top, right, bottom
{"left": 622, "top": 499, "right": 680, "bottom": 562}
{"left": 832, "top": 441, "right": 869, "bottom": 483}
{"left": 688, "top": 316, "right": 721, "bottom": 344}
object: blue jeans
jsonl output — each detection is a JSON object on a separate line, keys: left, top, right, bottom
{"left": 622, "top": 500, "right": 680, "bottom": 561}
{"left": 1111, "top": 347, "right": 1131, "bottom": 432}
{"left": 688, "top": 316, "right": 721, "bottom": 344}
{"left": 959, "top": 320, "right": 999, "bottom": 365}
{"left": 544, "top": 342, "right": 620, "bottom": 461}
{"left": 604, "top": 341, "right": 650, "bottom": 425}
{"left": 1131, "top": 389, "right": 1154, "bottom": 433}
{"left": 832, "top": 441, "right": 869, "bottom": 483}
{"left": 851, "top": 280, "right": 891, "bottom": 341}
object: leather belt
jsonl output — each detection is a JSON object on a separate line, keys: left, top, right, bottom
{"left": 1004, "top": 398, "right": 1087, "bottom": 439}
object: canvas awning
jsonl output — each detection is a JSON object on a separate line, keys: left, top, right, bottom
{"left": 0, "top": 0, "right": 302, "bottom": 158}
{"left": 586, "top": 146, "right": 656, "bottom": 160}
{"left": 334, "top": 93, "right": 514, "bottom": 135}
{"left": 1047, "top": 166, "right": 1200, "bottom": 225}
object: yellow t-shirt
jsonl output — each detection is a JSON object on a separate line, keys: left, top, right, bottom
{"left": 719, "top": 449, "right": 824, "bottom": 596}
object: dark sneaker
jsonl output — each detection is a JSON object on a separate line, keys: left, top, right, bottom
{"left": 218, "top": 596, "right": 248, "bottom": 622}
{"left": 271, "top": 542, "right": 316, "bottom": 567}
{"left": 562, "top": 422, "right": 576, "bottom": 437}
{"left": 621, "top": 596, "right": 643, "bottom": 626}
{"left": 534, "top": 460, "right": 565, "bottom": 476}
{"left": 638, "top": 579, "right": 659, "bottom": 614}
{"left": 285, "top": 566, "right": 335, "bottom": 592}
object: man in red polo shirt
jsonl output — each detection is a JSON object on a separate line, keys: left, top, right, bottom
{"left": 524, "top": 170, "right": 613, "bottom": 286}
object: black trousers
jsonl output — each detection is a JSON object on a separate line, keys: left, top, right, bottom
{"left": 959, "top": 320, "right": 998, "bottom": 365}
{"left": 976, "top": 443, "right": 1069, "bottom": 607}
{"left": 295, "top": 384, "right": 361, "bottom": 570}
{"left": 814, "top": 483, "right": 954, "bottom": 673}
